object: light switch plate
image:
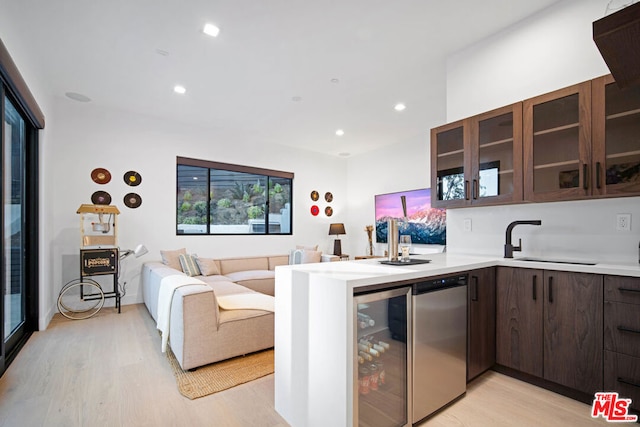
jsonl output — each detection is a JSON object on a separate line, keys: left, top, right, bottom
{"left": 463, "top": 218, "right": 472, "bottom": 232}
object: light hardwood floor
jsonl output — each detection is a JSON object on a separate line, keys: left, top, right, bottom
{"left": 0, "top": 304, "right": 610, "bottom": 427}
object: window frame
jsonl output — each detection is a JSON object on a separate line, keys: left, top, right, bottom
{"left": 176, "top": 156, "right": 293, "bottom": 236}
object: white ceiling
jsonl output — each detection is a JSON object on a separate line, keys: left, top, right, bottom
{"left": 3, "top": 0, "right": 562, "bottom": 156}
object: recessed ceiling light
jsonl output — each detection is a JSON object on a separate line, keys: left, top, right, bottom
{"left": 338, "top": 152, "right": 351, "bottom": 157}
{"left": 335, "top": 129, "right": 345, "bottom": 136}
{"left": 65, "top": 92, "right": 91, "bottom": 102}
{"left": 292, "top": 96, "right": 302, "bottom": 102}
{"left": 203, "top": 23, "right": 220, "bottom": 37}
{"left": 155, "top": 49, "right": 170, "bottom": 56}
{"left": 174, "top": 85, "right": 186, "bottom": 94}
{"left": 331, "top": 78, "right": 340, "bottom": 84}
{"left": 394, "top": 103, "right": 406, "bottom": 111}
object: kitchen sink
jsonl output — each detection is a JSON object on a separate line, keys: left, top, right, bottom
{"left": 515, "top": 257, "right": 597, "bottom": 266}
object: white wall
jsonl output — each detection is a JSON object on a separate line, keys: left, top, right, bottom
{"left": 46, "top": 98, "right": 348, "bottom": 314}
{"left": 445, "top": 0, "right": 640, "bottom": 263}
{"left": 344, "top": 65, "right": 448, "bottom": 257}
{"left": 446, "top": 0, "right": 610, "bottom": 121}
{"left": 0, "top": 18, "right": 57, "bottom": 330}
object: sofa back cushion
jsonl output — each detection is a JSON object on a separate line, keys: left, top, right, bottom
{"left": 268, "top": 255, "right": 289, "bottom": 270}
{"left": 218, "top": 257, "right": 269, "bottom": 275}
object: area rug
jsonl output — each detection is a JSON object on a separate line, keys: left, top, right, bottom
{"left": 166, "top": 347, "right": 274, "bottom": 399}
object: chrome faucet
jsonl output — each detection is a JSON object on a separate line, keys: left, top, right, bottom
{"left": 504, "top": 220, "right": 542, "bottom": 258}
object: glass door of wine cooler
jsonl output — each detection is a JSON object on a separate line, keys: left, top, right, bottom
{"left": 353, "top": 287, "right": 411, "bottom": 427}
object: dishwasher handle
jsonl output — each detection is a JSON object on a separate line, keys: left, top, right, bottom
{"left": 413, "top": 274, "right": 468, "bottom": 294}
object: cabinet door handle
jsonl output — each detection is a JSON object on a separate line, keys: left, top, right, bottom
{"left": 596, "top": 162, "right": 602, "bottom": 189}
{"left": 548, "top": 276, "right": 553, "bottom": 303}
{"left": 471, "top": 275, "right": 479, "bottom": 301}
{"left": 619, "top": 287, "right": 640, "bottom": 293}
{"left": 472, "top": 179, "right": 479, "bottom": 200}
{"left": 532, "top": 275, "right": 537, "bottom": 301}
{"left": 618, "top": 326, "right": 640, "bottom": 334}
{"left": 464, "top": 180, "right": 470, "bottom": 200}
{"left": 618, "top": 377, "right": 640, "bottom": 388}
{"left": 583, "top": 164, "right": 588, "bottom": 190}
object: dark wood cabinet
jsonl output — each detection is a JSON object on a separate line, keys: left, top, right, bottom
{"left": 496, "top": 267, "right": 603, "bottom": 395}
{"left": 432, "top": 74, "right": 640, "bottom": 208}
{"left": 592, "top": 74, "right": 640, "bottom": 197}
{"left": 542, "top": 270, "right": 603, "bottom": 395}
{"left": 523, "top": 82, "right": 592, "bottom": 202}
{"left": 431, "top": 103, "right": 523, "bottom": 208}
{"left": 496, "top": 267, "right": 543, "bottom": 377}
{"left": 604, "top": 275, "right": 640, "bottom": 410}
{"left": 467, "top": 267, "right": 496, "bottom": 381}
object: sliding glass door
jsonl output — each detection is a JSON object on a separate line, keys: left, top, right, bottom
{"left": 0, "top": 90, "right": 38, "bottom": 376}
{"left": 3, "top": 96, "right": 26, "bottom": 356}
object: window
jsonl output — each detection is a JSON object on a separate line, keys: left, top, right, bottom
{"left": 177, "top": 157, "right": 293, "bottom": 235}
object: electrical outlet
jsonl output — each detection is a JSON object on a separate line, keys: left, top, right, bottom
{"left": 616, "top": 213, "right": 631, "bottom": 232}
{"left": 463, "top": 218, "right": 472, "bottom": 232}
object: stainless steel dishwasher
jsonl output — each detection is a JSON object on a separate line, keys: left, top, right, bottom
{"left": 412, "top": 273, "right": 467, "bottom": 423}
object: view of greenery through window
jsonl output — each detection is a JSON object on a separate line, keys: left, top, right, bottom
{"left": 177, "top": 158, "right": 293, "bottom": 235}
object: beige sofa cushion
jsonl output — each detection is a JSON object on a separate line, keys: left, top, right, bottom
{"left": 224, "top": 270, "right": 276, "bottom": 296}
{"left": 200, "top": 279, "right": 255, "bottom": 296}
{"left": 160, "top": 248, "right": 187, "bottom": 271}
{"left": 218, "top": 257, "right": 269, "bottom": 275}
{"left": 196, "top": 257, "right": 221, "bottom": 276}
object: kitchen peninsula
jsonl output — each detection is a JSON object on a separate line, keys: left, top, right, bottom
{"left": 274, "top": 253, "right": 640, "bottom": 427}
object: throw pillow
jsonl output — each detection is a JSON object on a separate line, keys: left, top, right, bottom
{"left": 296, "top": 244, "right": 319, "bottom": 251}
{"left": 179, "top": 254, "right": 201, "bottom": 277}
{"left": 160, "top": 248, "right": 187, "bottom": 271}
{"left": 301, "top": 249, "right": 322, "bottom": 264}
{"left": 195, "top": 257, "right": 221, "bottom": 276}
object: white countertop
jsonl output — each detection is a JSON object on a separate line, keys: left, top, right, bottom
{"left": 277, "top": 253, "right": 640, "bottom": 289}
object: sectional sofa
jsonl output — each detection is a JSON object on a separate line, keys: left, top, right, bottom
{"left": 141, "top": 249, "right": 337, "bottom": 370}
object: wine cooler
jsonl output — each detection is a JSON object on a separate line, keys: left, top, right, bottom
{"left": 353, "top": 286, "right": 411, "bottom": 427}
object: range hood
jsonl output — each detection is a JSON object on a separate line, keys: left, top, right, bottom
{"left": 593, "top": 1, "right": 640, "bottom": 88}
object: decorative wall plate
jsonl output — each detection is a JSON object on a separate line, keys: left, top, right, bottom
{"left": 124, "top": 170, "right": 142, "bottom": 186}
{"left": 324, "top": 192, "right": 333, "bottom": 202}
{"left": 124, "top": 193, "right": 142, "bottom": 208}
{"left": 310, "top": 190, "right": 319, "bottom": 201}
{"left": 91, "top": 168, "right": 111, "bottom": 184}
{"left": 91, "top": 191, "right": 112, "bottom": 205}
{"left": 325, "top": 206, "right": 333, "bottom": 216}
{"left": 310, "top": 205, "right": 319, "bottom": 216}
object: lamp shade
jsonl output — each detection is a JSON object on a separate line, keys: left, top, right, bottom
{"left": 329, "top": 223, "right": 346, "bottom": 236}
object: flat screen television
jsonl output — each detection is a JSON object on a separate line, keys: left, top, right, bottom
{"left": 375, "top": 188, "right": 446, "bottom": 245}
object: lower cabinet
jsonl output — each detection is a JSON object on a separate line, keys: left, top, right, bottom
{"left": 496, "top": 267, "right": 543, "bottom": 377}
{"left": 467, "top": 267, "right": 496, "bottom": 381}
{"left": 496, "top": 267, "right": 603, "bottom": 395}
{"left": 604, "top": 275, "right": 640, "bottom": 411}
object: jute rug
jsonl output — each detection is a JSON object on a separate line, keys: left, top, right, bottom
{"left": 166, "top": 347, "right": 274, "bottom": 399}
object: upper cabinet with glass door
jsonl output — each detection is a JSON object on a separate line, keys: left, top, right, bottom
{"left": 523, "top": 82, "right": 591, "bottom": 202}
{"left": 431, "top": 103, "right": 523, "bottom": 208}
{"left": 469, "top": 103, "right": 523, "bottom": 205}
{"left": 592, "top": 74, "right": 640, "bottom": 197}
{"left": 431, "top": 120, "right": 469, "bottom": 208}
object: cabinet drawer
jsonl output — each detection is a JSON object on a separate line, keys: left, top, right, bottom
{"left": 605, "top": 301, "right": 640, "bottom": 357}
{"left": 604, "top": 351, "right": 640, "bottom": 411}
{"left": 605, "top": 276, "right": 640, "bottom": 304}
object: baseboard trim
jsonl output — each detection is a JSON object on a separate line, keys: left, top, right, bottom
{"left": 492, "top": 365, "right": 592, "bottom": 405}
